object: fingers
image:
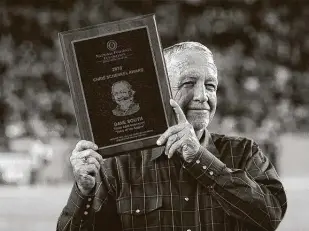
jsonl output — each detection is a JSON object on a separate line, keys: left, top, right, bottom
{"left": 73, "top": 140, "right": 98, "bottom": 153}
{"left": 70, "top": 145, "right": 104, "bottom": 189}
{"left": 168, "top": 137, "right": 186, "bottom": 159}
{"left": 164, "top": 132, "right": 184, "bottom": 156}
{"left": 81, "top": 149, "right": 104, "bottom": 166}
{"left": 87, "top": 157, "right": 100, "bottom": 170}
{"left": 72, "top": 148, "right": 104, "bottom": 167}
{"left": 70, "top": 140, "right": 101, "bottom": 195}
{"left": 157, "top": 123, "right": 186, "bottom": 145}
{"left": 170, "top": 99, "right": 187, "bottom": 123}
{"left": 75, "top": 163, "right": 99, "bottom": 176}
{"left": 84, "top": 164, "right": 99, "bottom": 176}
{"left": 76, "top": 172, "right": 96, "bottom": 194}
{"left": 156, "top": 99, "right": 188, "bottom": 146}
{"left": 164, "top": 134, "right": 177, "bottom": 156}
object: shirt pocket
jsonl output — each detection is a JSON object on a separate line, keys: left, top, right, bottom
{"left": 116, "top": 196, "right": 162, "bottom": 229}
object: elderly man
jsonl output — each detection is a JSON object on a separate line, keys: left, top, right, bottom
{"left": 111, "top": 80, "right": 140, "bottom": 117}
{"left": 57, "top": 42, "right": 287, "bottom": 231}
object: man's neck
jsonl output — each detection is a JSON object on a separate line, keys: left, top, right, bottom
{"left": 119, "top": 103, "right": 133, "bottom": 111}
{"left": 195, "top": 128, "right": 205, "bottom": 140}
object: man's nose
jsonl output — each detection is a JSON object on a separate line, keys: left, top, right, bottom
{"left": 193, "top": 84, "right": 207, "bottom": 102}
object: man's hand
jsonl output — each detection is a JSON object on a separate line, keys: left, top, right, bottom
{"left": 70, "top": 140, "right": 104, "bottom": 195}
{"left": 156, "top": 99, "right": 200, "bottom": 162}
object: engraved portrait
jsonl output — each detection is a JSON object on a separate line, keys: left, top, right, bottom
{"left": 111, "top": 80, "right": 140, "bottom": 117}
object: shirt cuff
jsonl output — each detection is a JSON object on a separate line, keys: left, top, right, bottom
{"left": 68, "top": 183, "right": 96, "bottom": 226}
{"left": 183, "top": 145, "right": 226, "bottom": 185}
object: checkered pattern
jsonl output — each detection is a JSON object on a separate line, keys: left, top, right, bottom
{"left": 57, "top": 132, "right": 287, "bottom": 231}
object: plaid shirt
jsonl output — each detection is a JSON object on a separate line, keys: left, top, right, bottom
{"left": 57, "top": 132, "right": 287, "bottom": 231}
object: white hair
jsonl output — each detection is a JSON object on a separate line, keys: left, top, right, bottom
{"left": 111, "top": 80, "right": 133, "bottom": 93}
{"left": 163, "top": 41, "right": 217, "bottom": 76}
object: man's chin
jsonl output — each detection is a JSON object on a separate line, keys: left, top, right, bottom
{"left": 186, "top": 118, "right": 209, "bottom": 130}
{"left": 117, "top": 100, "right": 133, "bottom": 107}
{"left": 186, "top": 111, "right": 209, "bottom": 129}
{"left": 191, "top": 121, "right": 208, "bottom": 131}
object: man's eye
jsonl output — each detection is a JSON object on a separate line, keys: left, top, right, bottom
{"left": 183, "top": 81, "right": 195, "bottom": 87}
{"left": 205, "top": 84, "right": 216, "bottom": 91}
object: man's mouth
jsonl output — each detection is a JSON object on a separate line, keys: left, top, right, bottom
{"left": 187, "top": 107, "right": 210, "bottom": 111}
{"left": 117, "top": 97, "right": 130, "bottom": 101}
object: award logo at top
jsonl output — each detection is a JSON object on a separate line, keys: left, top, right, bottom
{"left": 95, "top": 39, "right": 133, "bottom": 64}
{"left": 59, "top": 14, "right": 174, "bottom": 157}
{"left": 107, "top": 40, "right": 117, "bottom": 51}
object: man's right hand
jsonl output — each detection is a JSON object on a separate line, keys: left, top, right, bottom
{"left": 70, "top": 140, "right": 104, "bottom": 196}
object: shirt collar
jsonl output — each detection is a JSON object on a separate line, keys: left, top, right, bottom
{"left": 150, "top": 129, "right": 220, "bottom": 161}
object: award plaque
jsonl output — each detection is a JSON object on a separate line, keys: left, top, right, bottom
{"left": 59, "top": 14, "right": 174, "bottom": 157}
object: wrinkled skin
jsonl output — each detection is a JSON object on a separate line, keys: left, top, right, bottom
{"left": 70, "top": 140, "right": 103, "bottom": 195}
{"left": 157, "top": 50, "right": 218, "bottom": 162}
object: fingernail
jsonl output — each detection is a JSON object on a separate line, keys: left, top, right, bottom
{"left": 156, "top": 140, "right": 161, "bottom": 146}
{"left": 170, "top": 99, "right": 174, "bottom": 105}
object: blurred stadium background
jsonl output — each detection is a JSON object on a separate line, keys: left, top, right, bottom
{"left": 0, "top": 0, "right": 308, "bottom": 230}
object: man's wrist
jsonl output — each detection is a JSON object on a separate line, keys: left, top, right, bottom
{"left": 183, "top": 145, "right": 202, "bottom": 163}
{"left": 77, "top": 183, "right": 95, "bottom": 196}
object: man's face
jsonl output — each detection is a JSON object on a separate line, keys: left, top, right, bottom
{"left": 112, "top": 82, "right": 133, "bottom": 107}
{"left": 166, "top": 49, "right": 218, "bottom": 131}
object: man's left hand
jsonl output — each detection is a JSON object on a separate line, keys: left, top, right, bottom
{"left": 156, "top": 99, "right": 200, "bottom": 162}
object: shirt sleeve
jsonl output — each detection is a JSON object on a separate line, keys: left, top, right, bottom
{"left": 183, "top": 141, "right": 287, "bottom": 231}
{"left": 56, "top": 163, "right": 121, "bottom": 231}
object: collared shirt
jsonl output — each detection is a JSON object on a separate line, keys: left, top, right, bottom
{"left": 57, "top": 132, "right": 287, "bottom": 231}
{"left": 112, "top": 103, "right": 140, "bottom": 117}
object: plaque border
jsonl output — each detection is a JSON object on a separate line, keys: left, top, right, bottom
{"left": 59, "top": 14, "right": 174, "bottom": 157}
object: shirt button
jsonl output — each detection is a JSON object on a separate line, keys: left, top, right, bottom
{"left": 196, "top": 159, "right": 200, "bottom": 164}
{"left": 202, "top": 165, "right": 207, "bottom": 170}
{"left": 135, "top": 209, "right": 140, "bottom": 214}
{"left": 86, "top": 204, "right": 90, "bottom": 209}
{"left": 187, "top": 229, "right": 192, "bottom": 231}
{"left": 88, "top": 198, "right": 92, "bottom": 202}
{"left": 84, "top": 211, "right": 88, "bottom": 215}
{"left": 184, "top": 197, "right": 189, "bottom": 201}
{"left": 209, "top": 171, "right": 214, "bottom": 176}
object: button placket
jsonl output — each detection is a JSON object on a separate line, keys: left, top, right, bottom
{"left": 83, "top": 197, "right": 93, "bottom": 218}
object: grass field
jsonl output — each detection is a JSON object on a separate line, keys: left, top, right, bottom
{"left": 0, "top": 181, "right": 308, "bottom": 231}
{"left": 0, "top": 133, "right": 308, "bottom": 231}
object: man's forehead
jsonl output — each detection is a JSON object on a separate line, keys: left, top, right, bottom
{"left": 167, "top": 53, "right": 194, "bottom": 68}
{"left": 166, "top": 50, "right": 218, "bottom": 82}
{"left": 113, "top": 82, "right": 129, "bottom": 90}
{"left": 179, "top": 67, "right": 218, "bottom": 82}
